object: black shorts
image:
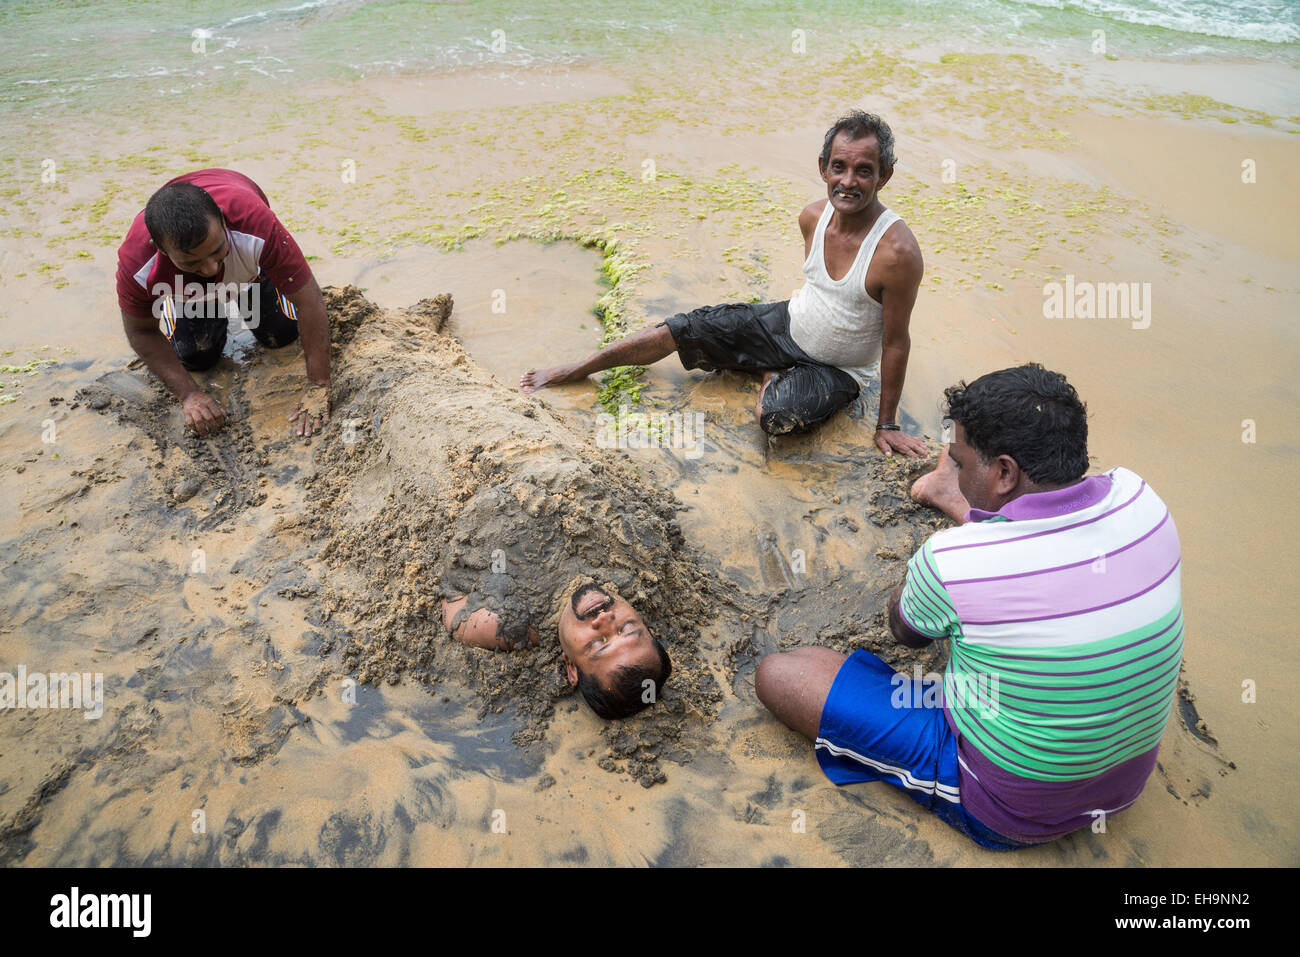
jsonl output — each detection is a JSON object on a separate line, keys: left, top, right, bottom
{"left": 167, "top": 274, "right": 300, "bottom": 371}
{"left": 661, "top": 300, "right": 860, "bottom": 435}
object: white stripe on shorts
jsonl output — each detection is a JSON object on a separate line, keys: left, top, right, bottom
{"left": 816, "top": 737, "right": 962, "bottom": 803}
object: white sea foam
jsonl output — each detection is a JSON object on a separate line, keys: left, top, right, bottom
{"left": 222, "top": 0, "right": 346, "bottom": 29}
{"left": 1003, "top": 0, "right": 1300, "bottom": 44}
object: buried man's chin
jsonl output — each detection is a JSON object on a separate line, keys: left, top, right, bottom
{"left": 558, "top": 582, "right": 673, "bottom": 721}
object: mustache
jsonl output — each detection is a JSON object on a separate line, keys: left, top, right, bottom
{"left": 570, "top": 582, "right": 611, "bottom": 616}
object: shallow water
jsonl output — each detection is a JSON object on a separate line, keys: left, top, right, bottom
{"left": 4, "top": 0, "right": 1295, "bottom": 121}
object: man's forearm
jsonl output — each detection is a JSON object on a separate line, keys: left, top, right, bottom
{"left": 887, "top": 581, "right": 932, "bottom": 648}
{"left": 876, "top": 340, "right": 910, "bottom": 426}
{"left": 125, "top": 327, "right": 200, "bottom": 400}
{"left": 290, "top": 279, "right": 331, "bottom": 385}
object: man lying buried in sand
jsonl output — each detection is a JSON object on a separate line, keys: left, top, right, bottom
{"left": 440, "top": 582, "right": 671, "bottom": 721}
{"left": 522, "top": 110, "right": 927, "bottom": 457}
{"left": 115, "top": 168, "right": 331, "bottom": 439}
{"left": 311, "top": 288, "right": 700, "bottom": 723}
{"left": 756, "top": 365, "right": 1183, "bottom": 849}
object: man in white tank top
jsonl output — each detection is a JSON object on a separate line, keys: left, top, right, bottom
{"left": 520, "top": 111, "right": 927, "bottom": 456}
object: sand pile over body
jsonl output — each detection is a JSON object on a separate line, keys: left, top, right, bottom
{"left": 308, "top": 286, "right": 730, "bottom": 785}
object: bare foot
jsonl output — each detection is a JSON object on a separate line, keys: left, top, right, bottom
{"left": 520, "top": 364, "right": 582, "bottom": 393}
{"left": 909, "top": 448, "right": 971, "bottom": 524}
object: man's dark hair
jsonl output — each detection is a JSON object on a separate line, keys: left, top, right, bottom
{"left": 944, "top": 363, "right": 1089, "bottom": 486}
{"left": 144, "top": 182, "right": 222, "bottom": 253}
{"left": 576, "top": 637, "right": 672, "bottom": 720}
{"left": 820, "top": 110, "right": 896, "bottom": 171}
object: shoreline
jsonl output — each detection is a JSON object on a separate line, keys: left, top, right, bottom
{"left": 0, "top": 28, "right": 1296, "bottom": 866}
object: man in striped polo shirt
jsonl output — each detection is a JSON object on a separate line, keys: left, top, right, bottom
{"left": 756, "top": 364, "right": 1182, "bottom": 848}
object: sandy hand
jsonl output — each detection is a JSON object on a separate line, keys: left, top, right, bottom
{"left": 182, "top": 391, "right": 227, "bottom": 437}
{"left": 875, "top": 427, "right": 929, "bottom": 459}
{"left": 289, "top": 382, "right": 331, "bottom": 439}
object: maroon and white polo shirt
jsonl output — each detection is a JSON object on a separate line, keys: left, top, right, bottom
{"left": 115, "top": 168, "right": 312, "bottom": 323}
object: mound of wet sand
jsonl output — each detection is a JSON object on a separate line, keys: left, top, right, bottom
{"left": 70, "top": 286, "right": 958, "bottom": 793}
{"left": 76, "top": 365, "right": 270, "bottom": 529}
{"left": 306, "top": 286, "right": 739, "bottom": 786}
{"left": 726, "top": 452, "right": 954, "bottom": 695}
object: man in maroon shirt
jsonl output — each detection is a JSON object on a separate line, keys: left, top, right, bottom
{"left": 115, "top": 168, "right": 330, "bottom": 438}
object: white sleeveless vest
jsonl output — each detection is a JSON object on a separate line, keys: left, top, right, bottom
{"left": 789, "top": 202, "right": 901, "bottom": 389}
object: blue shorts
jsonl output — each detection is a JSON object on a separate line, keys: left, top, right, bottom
{"left": 815, "top": 650, "right": 1032, "bottom": 851}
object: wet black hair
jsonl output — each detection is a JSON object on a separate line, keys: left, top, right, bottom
{"left": 820, "top": 109, "right": 896, "bottom": 171}
{"left": 943, "top": 363, "right": 1089, "bottom": 486}
{"left": 144, "top": 182, "right": 222, "bottom": 253}
{"left": 576, "top": 637, "right": 672, "bottom": 720}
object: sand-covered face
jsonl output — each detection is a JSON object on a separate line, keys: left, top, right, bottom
{"left": 819, "top": 131, "right": 893, "bottom": 216}
{"left": 558, "top": 583, "right": 662, "bottom": 697}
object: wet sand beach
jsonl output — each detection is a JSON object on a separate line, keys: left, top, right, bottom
{"left": 0, "top": 3, "right": 1296, "bottom": 866}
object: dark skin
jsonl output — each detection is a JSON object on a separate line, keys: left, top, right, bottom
{"left": 908, "top": 421, "right": 1085, "bottom": 524}
{"left": 887, "top": 580, "right": 932, "bottom": 648}
{"left": 555, "top": 587, "right": 661, "bottom": 692}
{"left": 801, "top": 131, "right": 927, "bottom": 459}
{"left": 755, "top": 646, "right": 848, "bottom": 741}
{"left": 757, "top": 420, "right": 1087, "bottom": 738}
{"left": 439, "top": 585, "right": 660, "bottom": 693}
{"left": 754, "top": 594, "right": 930, "bottom": 741}
{"left": 520, "top": 132, "right": 928, "bottom": 456}
{"left": 120, "top": 214, "right": 332, "bottom": 439}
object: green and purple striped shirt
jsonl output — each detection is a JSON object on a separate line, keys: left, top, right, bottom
{"left": 899, "top": 467, "right": 1183, "bottom": 841}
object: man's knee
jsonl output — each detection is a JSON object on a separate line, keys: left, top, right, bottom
{"left": 759, "top": 406, "right": 803, "bottom": 436}
{"left": 757, "top": 375, "right": 812, "bottom": 435}
{"left": 756, "top": 647, "right": 843, "bottom": 740}
{"left": 755, "top": 653, "right": 783, "bottom": 709}
{"left": 755, "top": 647, "right": 819, "bottom": 708}
{"left": 653, "top": 320, "right": 678, "bottom": 351}
{"left": 174, "top": 319, "right": 226, "bottom": 371}
{"left": 256, "top": 328, "right": 299, "bottom": 349}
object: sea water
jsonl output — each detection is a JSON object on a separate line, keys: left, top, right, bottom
{"left": 1, "top": 0, "right": 1296, "bottom": 121}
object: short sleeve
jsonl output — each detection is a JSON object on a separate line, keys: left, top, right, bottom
{"left": 898, "top": 537, "right": 962, "bottom": 640}
{"left": 115, "top": 215, "right": 157, "bottom": 321}
{"left": 115, "top": 253, "right": 155, "bottom": 320}
{"left": 256, "top": 213, "right": 312, "bottom": 296}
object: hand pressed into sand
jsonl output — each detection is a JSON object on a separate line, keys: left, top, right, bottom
{"left": 182, "top": 390, "right": 227, "bottom": 437}
{"left": 289, "top": 382, "right": 331, "bottom": 439}
{"left": 875, "top": 426, "right": 928, "bottom": 459}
